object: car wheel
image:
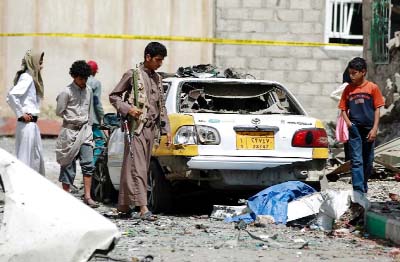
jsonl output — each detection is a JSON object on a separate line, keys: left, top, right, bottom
{"left": 148, "top": 159, "right": 173, "bottom": 213}
{"left": 91, "top": 157, "right": 117, "bottom": 203}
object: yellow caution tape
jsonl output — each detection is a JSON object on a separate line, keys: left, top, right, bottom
{"left": 0, "top": 32, "right": 361, "bottom": 47}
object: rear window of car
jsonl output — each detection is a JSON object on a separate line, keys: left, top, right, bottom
{"left": 177, "top": 81, "right": 303, "bottom": 115}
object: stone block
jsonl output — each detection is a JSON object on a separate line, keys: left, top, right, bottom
{"left": 264, "top": 70, "right": 285, "bottom": 82}
{"left": 295, "top": 34, "right": 324, "bottom": 42}
{"left": 217, "top": 31, "right": 251, "bottom": 40}
{"left": 294, "top": 94, "right": 314, "bottom": 107}
{"left": 266, "top": 0, "right": 288, "bottom": 8}
{"left": 242, "top": 0, "right": 263, "bottom": 8}
{"left": 245, "top": 69, "right": 264, "bottom": 79}
{"left": 311, "top": 71, "right": 337, "bottom": 83}
{"left": 251, "top": 9, "right": 275, "bottom": 21}
{"left": 217, "top": 20, "right": 241, "bottom": 32}
{"left": 311, "top": 0, "right": 325, "bottom": 10}
{"left": 264, "top": 22, "right": 289, "bottom": 33}
{"left": 313, "top": 23, "right": 324, "bottom": 34}
{"left": 314, "top": 95, "right": 338, "bottom": 106}
{"left": 289, "top": 47, "right": 312, "bottom": 58}
{"left": 296, "top": 59, "right": 318, "bottom": 71}
{"left": 215, "top": 45, "right": 239, "bottom": 57}
{"left": 223, "top": 8, "right": 249, "bottom": 20}
{"left": 241, "top": 21, "right": 264, "bottom": 33}
{"left": 262, "top": 46, "right": 291, "bottom": 57}
{"left": 270, "top": 57, "right": 295, "bottom": 70}
{"left": 295, "top": 83, "right": 323, "bottom": 95}
{"left": 216, "top": 0, "right": 241, "bottom": 8}
{"left": 240, "top": 46, "right": 262, "bottom": 57}
{"left": 303, "top": 10, "right": 322, "bottom": 22}
{"left": 262, "top": 46, "right": 290, "bottom": 57}
{"left": 289, "top": 23, "right": 315, "bottom": 34}
{"left": 321, "top": 60, "right": 343, "bottom": 72}
{"left": 290, "top": 0, "right": 312, "bottom": 9}
{"left": 312, "top": 48, "right": 330, "bottom": 59}
{"left": 225, "top": 57, "right": 247, "bottom": 69}
{"left": 276, "top": 10, "right": 302, "bottom": 22}
{"left": 286, "top": 71, "right": 310, "bottom": 83}
{"left": 249, "top": 57, "right": 270, "bottom": 69}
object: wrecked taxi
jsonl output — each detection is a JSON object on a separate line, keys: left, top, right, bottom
{"left": 105, "top": 77, "right": 329, "bottom": 212}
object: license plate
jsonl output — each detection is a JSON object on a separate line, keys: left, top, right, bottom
{"left": 236, "top": 131, "right": 274, "bottom": 150}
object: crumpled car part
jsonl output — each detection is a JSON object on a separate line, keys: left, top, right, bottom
{"left": 176, "top": 64, "right": 219, "bottom": 78}
{"left": 0, "top": 148, "right": 120, "bottom": 262}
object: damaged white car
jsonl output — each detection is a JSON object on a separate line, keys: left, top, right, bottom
{"left": 97, "top": 74, "right": 329, "bottom": 213}
{"left": 0, "top": 148, "right": 120, "bottom": 262}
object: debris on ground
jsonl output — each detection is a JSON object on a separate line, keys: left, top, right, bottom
{"left": 287, "top": 192, "right": 323, "bottom": 222}
{"left": 225, "top": 181, "right": 316, "bottom": 224}
{"left": 210, "top": 204, "right": 247, "bottom": 220}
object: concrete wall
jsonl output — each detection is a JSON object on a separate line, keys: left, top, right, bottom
{"left": 214, "top": 0, "right": 362, "bottom": 122}
{"left": 0, "top": 0, "right": 214, "bottom": 117}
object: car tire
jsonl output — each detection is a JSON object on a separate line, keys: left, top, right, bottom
{"left": 91, "top": 157, "right": 117, "bottom": 203}
{"left": 148, "top": 159, "right": 173, "bottom": 213}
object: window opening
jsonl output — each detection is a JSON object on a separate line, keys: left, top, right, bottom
{"left": 390, "top": 0, "right": 400, "bottom": 39}
{"left": 326, "top": 0, "right": 363, "bottom": 45}
{"left": 178, "top": 82, "right": 302, "bottom": 115}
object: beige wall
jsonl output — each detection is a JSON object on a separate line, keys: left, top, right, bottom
{"left": 0, "top": 0, "right": 214, "bottom": 117}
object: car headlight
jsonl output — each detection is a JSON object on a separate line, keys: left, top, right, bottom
{"left": 174, "top": 125, "right": 220, "bottom": 145}
{"left": 196, "top": 125, "right": 220, "bottom": 145}
{"left": 174, "top": 126, "right": 198, "bottom": 145}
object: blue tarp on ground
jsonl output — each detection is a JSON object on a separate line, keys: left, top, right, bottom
{"left": 225, "top": 181, "right": 316, "bottom": 224}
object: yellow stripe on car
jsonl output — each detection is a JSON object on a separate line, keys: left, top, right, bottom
{"left": 312, "top": 120, "right": 329, "bottom": 159}
{"left": 153, "top": 114, "right": 198, "bottom": 156}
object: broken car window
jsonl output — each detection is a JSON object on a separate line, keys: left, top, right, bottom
{"left": 178, "top": 81, "right": 301, "bottom": 115}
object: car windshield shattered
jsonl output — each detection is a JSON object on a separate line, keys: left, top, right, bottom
{"left": 178, "top": 81, "right": 302, "bottom": 115}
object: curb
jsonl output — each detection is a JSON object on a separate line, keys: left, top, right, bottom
{"left": 366, "top": 211, "right": 400, "bottom": 244}
{"left": 0, "top": 117, "right": 61, "bottom": 136}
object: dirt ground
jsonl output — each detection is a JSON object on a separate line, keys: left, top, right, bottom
{"left": 1, "top": 137, "right": 399, "bottom": 262}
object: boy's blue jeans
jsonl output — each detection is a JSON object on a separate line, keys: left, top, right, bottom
{"left": 93, "top": 124, "right": 105, "bottom": 165}
{"left": 348, "top": 125, "right": 375, "bottom": 193}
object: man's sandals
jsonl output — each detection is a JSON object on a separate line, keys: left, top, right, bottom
{"left": 83, "top": 198, "right": 100, "bottom": 208}
{"left": 131, "top": 211, "right": 158, "bottom": 221}
{"left": 104, "top": 209, "right": 157, "bottom": 221}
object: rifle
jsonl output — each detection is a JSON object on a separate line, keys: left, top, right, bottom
{"left": 133, "top": 103, "right": 150, "bottom": 135}
{"left": 122, "top": 118, "right": 134, "bottom": 159}
{"left": 130, "top": 68, "right": 150, "bottom": 135}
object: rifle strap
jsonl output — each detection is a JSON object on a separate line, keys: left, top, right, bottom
{"left": 128, "top": 65, "right": 165, "bottom": 136}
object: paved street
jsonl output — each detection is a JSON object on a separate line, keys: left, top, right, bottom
{"left": 0, "top": 136, "right": 399, "bottom": 261}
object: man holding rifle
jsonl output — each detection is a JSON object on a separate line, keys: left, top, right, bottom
{"left": 109, "top": 42, "right": 171, "bottom": 220}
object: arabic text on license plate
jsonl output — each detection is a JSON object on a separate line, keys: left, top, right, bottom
{"left": 236, "top": 131, "right": 274, "bottom": 150}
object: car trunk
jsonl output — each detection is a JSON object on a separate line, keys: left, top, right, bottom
{"left": 178, "top": 80, "right": 317, "bottom": 159}
{"left": 192, "top": 113, "right": 316, "bottom": 158}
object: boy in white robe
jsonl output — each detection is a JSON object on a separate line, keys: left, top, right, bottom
{"left": 7, "top": 49, "right": 45, "bottom": 175}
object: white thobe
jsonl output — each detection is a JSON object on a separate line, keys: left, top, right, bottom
{"left": 6, "top": 72, "right": 45, "bottom": 175}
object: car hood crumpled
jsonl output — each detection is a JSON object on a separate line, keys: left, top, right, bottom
{"left": 0, "top": 148, "right": 120, "bottom": 262}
